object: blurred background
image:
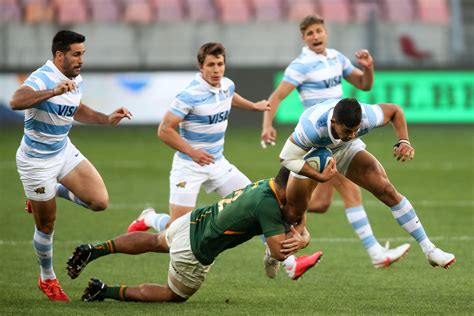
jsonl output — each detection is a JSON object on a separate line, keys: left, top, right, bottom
{"left": 0, "top": 0, "right": 473, "bottom": 125}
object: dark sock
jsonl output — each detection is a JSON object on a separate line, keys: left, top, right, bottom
{"left": 90, "top": 240, "right": 116, "bottom": 261}
{"left": 101, "top": 285, "right": 127, "bottom": 301}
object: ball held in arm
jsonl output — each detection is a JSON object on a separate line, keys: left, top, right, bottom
{"left": 304, "top": 147, "right": 333, "bottom": 172}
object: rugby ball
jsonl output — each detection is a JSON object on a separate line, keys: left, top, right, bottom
{"left": 304, "top": 147, "right": 333, "bottom": 172}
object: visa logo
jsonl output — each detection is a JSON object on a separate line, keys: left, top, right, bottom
{"left": 323, "top": 75, "right": 342, "bottom": 88}
{"left": 58, "top": 105, "right": 77, "bottom": 117}
{"left": 208, "top": 110, "right": 229, "bottom": 124}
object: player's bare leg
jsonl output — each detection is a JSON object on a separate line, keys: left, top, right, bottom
{"left": 285, "top": 174, "right": 318, "bottom": 223}
{"left": 68, "top": 232, "right": 170, "bottom": 279}
{"left": 169, "top": 204, "right": 194, "bottom": 223}
{"left": 59, "top": 160, "right": 109, "bottom": 211}
{"left": 306, "top": 181, "right": 335, "bottom": 213}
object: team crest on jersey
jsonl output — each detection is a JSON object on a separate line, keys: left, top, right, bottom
{"left": 176, "top": 181, "right": 187, "bottom": 188}
{"left": 34, "top": 187, "right": 46, "bottom": 194}
{"left": 223, "top": 89, "right": 229, "bottom": 98}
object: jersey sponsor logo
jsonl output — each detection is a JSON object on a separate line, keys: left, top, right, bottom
{"left": 208, "top": 110, "right": 229, "bottom": 124}
{"left": 323, "top": 75, "right": 342, "bottom": 88}
{"left": 176, "top": 181, "right": 187, "bottom": 188}
{"left": 58, "top": 105, "right": 77, "bottom": 117}
{"left": 34, "top": 186, "right": 46, "bottom": 194}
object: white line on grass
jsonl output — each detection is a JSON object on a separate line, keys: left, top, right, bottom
{"left": 108, "top": 199, "right": 474, "bottom": 210}
{"left": 0, "top": 235, "right": 472, "bottom": 246}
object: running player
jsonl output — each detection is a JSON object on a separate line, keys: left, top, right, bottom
{"left": 10, "top": 30, "right": 132, "bottom": 301}
{"left": 279, "top": 98, "right": 455, "bottom": 269}
{"left": 261, "top": 15, "right": 409, "bottom": 274}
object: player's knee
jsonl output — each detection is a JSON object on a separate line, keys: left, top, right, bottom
{"left": 372, "top": 181, "right": 396, "bottom": 200}
{"left": 307, "top": 201, "right": 331, "bottom": 213}
{"left": 36, "top": 221, "right": 55, "bottom": 234}
{"left": 89, "top": 198, "right": 108, "bottom": 211}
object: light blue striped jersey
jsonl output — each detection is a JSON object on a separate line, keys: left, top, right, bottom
{"left": 283, "top": 47, "right": 355, "bottom": 109}
{"left": 168, "top": 73, "right": 235, "bottom": 161}
{"left": 20, "top": 60, "right": 83, "bottom": 158}
{"left": 292, "top": 99, "right": 384, "bottom": 150}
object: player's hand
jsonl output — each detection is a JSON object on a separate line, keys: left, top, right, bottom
{"left": 355, "top": 49, "right": 374, "bottom": 69}
{"left": 280, "top": 226, "right": 308, "bottom": 257}
{"left": 261, "top": 126, "right": 276, "bottom": 149}
{"left": 190, "top": 149, "right": 214, "bottom": 166}
{"left": 53, "top": 79, "right": 77, "bottom": 96}
{"left": 393, "top": 141, "right": 415, "bottom": 162}
{"left": 318, "top": 158, "right": 337, "bottom": 182}
{"left": 108, "top": 107, "right": 133, "bottom": 125}
{"left": 254, "top": 100, "right": 271, "bottom": 112}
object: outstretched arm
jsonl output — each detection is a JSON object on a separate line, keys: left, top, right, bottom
{"left": 232, "top": 93, "right": 270, "bottom": 112}
{"left": 344, "top": 49, "right": 374, "bottom": 91}
{"left": 261, "top": 81, "right": 296, "bottom": 145}
{"left": 74, "top": 103, "right": 132, "bottom": 125}
{"left": 379, "top": 103, "right": 415, "bottom": 161}
{"left": 10, "top": 80, "right": 77, "bottom": 110}
{"left": 158, "top": 111, "right": 214, "bottom": 166}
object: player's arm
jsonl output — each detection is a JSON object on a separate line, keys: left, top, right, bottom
{"left": 378, "top": 103, "right": 415, "bottom": 162}
{"left": 279, "top": 215, "right": 311, "bottom": 256}
{"left": 261, "top": 81, "right": 296, "bottom": 145}
{"left": 344, "top": 49, "right": 374, "bottom": 91}
{"left": 279, "top": 137, "right": 337, "bottom": 182}
{"left": 9, "top": 80, "right": 77, "bottom": 110}
{"left": 74, "top": 103, "right": 132, "bottom": 125}
{"left": 231, "top": 92, "right": 270, "bottom": 112}
{"left": 157, "top": 111, "right": 214, "bottom": 166}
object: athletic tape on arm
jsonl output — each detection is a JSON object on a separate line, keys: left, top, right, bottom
{"left": 279, "top": 139, "right": 308, "bottom": 173}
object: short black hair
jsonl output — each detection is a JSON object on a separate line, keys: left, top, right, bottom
{"left": 274, "top": 167, "right": 290, "bottom": 189}
{"left": 52, "top": 30, "right": 85, "bottom": 56}
{"left": 333, "top": 98, "right": 362, "bottom": 128}
{"left": 197, "top": 42, "right": 225, "bottom": 65}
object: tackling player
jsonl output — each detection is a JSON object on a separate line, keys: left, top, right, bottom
{"left": 67, "top": 168, "right": 323, "bottom": 302}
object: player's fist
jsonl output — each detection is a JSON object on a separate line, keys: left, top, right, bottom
{"left": 393, "top": 141, "right": 415, "bottom": 162}
{"left": 355, "top": 49, "right": 373, "bottom": 69}
{"left": 108, "top": 107, "right": 133, "bottom": 125}
{"left": 53, "top": 80, "right": 77, "bottom": 96}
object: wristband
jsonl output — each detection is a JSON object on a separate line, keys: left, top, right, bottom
{"left": 393, "top": 139, "right": 412, "bottom": 149}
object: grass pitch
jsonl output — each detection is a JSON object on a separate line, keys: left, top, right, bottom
{"left": 0, "top": 124, "right": 473, "bottom": 315}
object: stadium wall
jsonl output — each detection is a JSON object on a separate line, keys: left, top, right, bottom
{"left": 0, "top": 22, "right": 455, "bottom": 70}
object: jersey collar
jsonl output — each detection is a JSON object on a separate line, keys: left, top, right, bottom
{"left": 269, "top": 178, "right": 284, "bottom": 209}
{"left": 302, "top": 46, "right": 336, "bottom": 59}
{"left": 195, "top": 73, "right": 221, "bottom": 94}
{"left": 46, "top": 60, "right": 71, "bottom": 81}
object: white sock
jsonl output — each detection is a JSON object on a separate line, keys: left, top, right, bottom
{"left": 346, "top": 205, "right": 384, "bottom": 258}
{"left": 33, "top": 226, "right": 56, "bottom": 280}
{"left": 390, "top": 197, "right": 434, "bottom": 254}
{"left": 283, "top": 255, "right": 296, "bottom": 270}
{"left": 144, "top": 212, "right": 170, "bottom": 232}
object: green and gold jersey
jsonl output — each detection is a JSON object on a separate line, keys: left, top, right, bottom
{"left": 190, "top": 179, "right": 289, "bottom": 265}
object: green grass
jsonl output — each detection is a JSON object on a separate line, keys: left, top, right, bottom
{"left": 0, "top": 124, "right": 473, "bottom": 315}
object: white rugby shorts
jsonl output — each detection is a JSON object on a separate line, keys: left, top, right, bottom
{"left": 16, "top": 141, "right": 85, "bottom": 201}
{"left": 165, "top": 212, "right": 212, "bottom": 299}
{"left": 169, "top": 154, "right": 251, "bottom": 206}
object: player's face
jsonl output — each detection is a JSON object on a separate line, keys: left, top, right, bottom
{"left": 57, "top": 43, "right": 85, "bottom": 78}
{"left": 302, "top": 23, "right": 327, "bottom": 55}
{"left": 331, "top": 120, "right": 360, "bottom": 142}
{"left": 199, "top": 54, "right": 225, "bottom": 87}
